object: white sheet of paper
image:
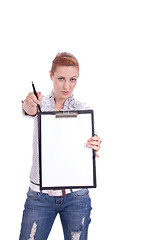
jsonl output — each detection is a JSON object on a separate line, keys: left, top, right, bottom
{"left": 40, "top": 113, "right": 94, "bottom": 188}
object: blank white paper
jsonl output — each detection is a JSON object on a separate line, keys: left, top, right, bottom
{"left": 40, "top": 112, "right": 95, "bottom": 188}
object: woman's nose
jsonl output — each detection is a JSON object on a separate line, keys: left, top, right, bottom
{"left": 63, "top": 80, "right": 69, "bottom": 89}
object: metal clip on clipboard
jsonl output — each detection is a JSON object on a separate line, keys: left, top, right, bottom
{"left": 55, "top": 111, "right": 78, "bottom": 118}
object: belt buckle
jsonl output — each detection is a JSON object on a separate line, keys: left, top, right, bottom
{"left": 48, "top": 189, "right": 66, "bottom": 197}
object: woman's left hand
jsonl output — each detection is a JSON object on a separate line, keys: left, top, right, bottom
{"left": 86, "top": 135, "right": 101, "bottom": 158}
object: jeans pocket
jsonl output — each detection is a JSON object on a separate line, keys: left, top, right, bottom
{"left": 72, "top": 189, "right": 89, "bottom": 199}
{"left": 27, "top": 187, "right": 41, "bottom": 200}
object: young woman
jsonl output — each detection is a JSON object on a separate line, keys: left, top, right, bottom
{"left": 19, "top": 52, "right": 101, "bottom": 240}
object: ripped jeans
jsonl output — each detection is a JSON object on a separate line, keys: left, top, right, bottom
{"left": 19, "top": 188, "right": 92, "bottom": 240}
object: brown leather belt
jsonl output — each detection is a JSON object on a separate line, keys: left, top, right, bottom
{"left": 61, "top": 189, "right": 66, "bottom": 197}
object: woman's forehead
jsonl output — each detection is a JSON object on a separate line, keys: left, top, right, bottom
{"left": 54, "top": 66, "right": 79, "bottom": 76}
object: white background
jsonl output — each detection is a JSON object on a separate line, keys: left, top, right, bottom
{"left": 0, "top": 0, "right": 160, "bottom": 239}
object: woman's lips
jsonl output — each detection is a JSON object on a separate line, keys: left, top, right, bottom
{"left": 62, "top": 91, "right": 69, "bottom": 95}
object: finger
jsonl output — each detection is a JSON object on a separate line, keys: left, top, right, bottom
{"left": 89, "top": 136, "right": 101, "bottom": 145}
{"left": 87, "top": 139, "right": 101, "bottom": 148}
{"left": 37, "top": 92, "right": 41, "bottom": 98}
{"left": 95, "top": 152, "right": 99, "bottom": 158}
{"left": 86, "top": 145, "right": 100, "bottom": 158}
{"left": 25, "top": 98, "right": 38, "bottom": 108}
{"left": 32, "top": 95, "right": 41, "bottom": 105}
{"left": 28, "top": 93, "right": 41, "bottom": 105}
{"left": 86, "top": 143, "right": 101, "bottom": 151}
{"left": 87, "top": 143, "right": 100, "bottom": 150}
{"left": 91, "top": 135, "right": 100, "bottom": 141}
{"left": 37, "top": 92, "right": 43, "bottom": 101}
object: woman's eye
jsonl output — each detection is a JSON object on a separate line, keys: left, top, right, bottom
{"left": 58, "top": 77, "right": 64, "bottom": 81}
{"left": 70, "top": 78, "right": 77, "bottom": 82}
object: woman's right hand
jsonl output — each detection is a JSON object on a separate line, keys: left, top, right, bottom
{"left": 23, "top": 92, "right": 43, "bottom": 116}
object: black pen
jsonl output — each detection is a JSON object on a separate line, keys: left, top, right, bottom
{"left": 32, "top": 81, "right": 41, "bottom": 112}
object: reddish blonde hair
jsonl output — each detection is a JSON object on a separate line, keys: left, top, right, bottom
{"left": 51, "top": 52, "right": 79, "bottom": 75}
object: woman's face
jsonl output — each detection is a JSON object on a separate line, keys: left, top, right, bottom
{"left": 50, "top": 66, "right": 79, "bottom": 102}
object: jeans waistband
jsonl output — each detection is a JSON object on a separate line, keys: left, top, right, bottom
{"left": 30, "top": 181, "right": 81, "bottom": 197}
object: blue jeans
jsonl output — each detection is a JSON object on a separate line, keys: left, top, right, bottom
{"left": 19, "top": 188, "right": 92, "bottom": 240}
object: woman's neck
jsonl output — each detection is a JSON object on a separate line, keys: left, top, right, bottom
{"left": 54, "top": 98, "right": 66, "bottom": 111}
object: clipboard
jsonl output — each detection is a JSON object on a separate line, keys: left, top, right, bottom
{"left": 38, "top": 110, "right": 97, "bottom": 190}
